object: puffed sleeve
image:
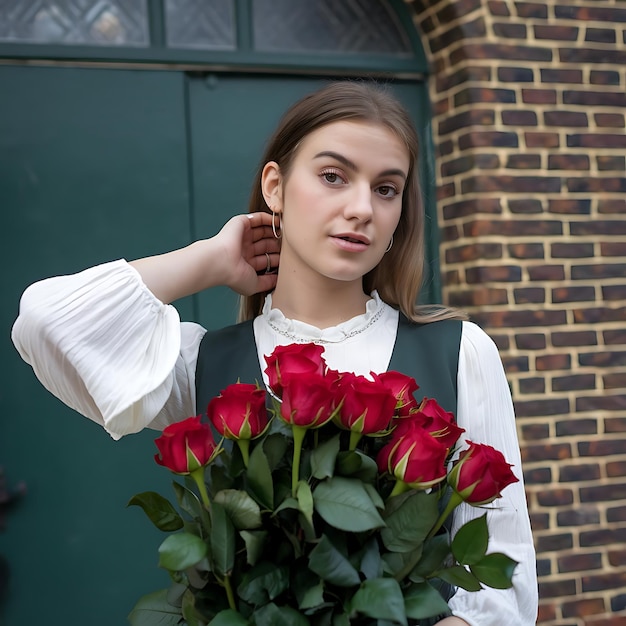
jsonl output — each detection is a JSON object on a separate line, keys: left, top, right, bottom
{"left": 11, "top": 260, "right": 205, "bottom": 440}
{"left": 447, "top": 322, "right": 538, "bottom": 626}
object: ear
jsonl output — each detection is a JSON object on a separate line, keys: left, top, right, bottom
{"left": 261, "top": 161, "right": 283, "bottom": 213}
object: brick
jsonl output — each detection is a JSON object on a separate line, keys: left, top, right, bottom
{"left": 472, "top": 309, "right": 567, "bottom": 328}
{"left": 540, "top": 68, "right": 583, "bottom": 84}
{"left": 552, "top": 374, "right": 596, "bottom": 392}
{"left": 531, "top": 512, "right": 550, "bottom": 531}
{"left": 612, "top": 593, "right": 626, "bottom": 612}
{"left": 604, "top": 329, "right": 626, "bottom": 345}
{"left": 552, "top": 331, "right": 597, "bottom": 347}
{"left": 571, "top": 221, "right": 626, "bottom": 237}
{"left": 498, "top": 66, "right": 534, "bottom": 82}
{"left": 557, "top": 508, "right": 601, "bottom": 527}
{"left": 605, "top": 417, "right": 626, "bottom": 433}
{"left": 458, "top": 130, "right": 519, "bottom": 149}
{"left": 463, "top": 175, "right": 561, "bottom": 194}
{"left": 488, "top": 0, "right": 509, "bottom": 16}
{"left": 438, "top": 109, "right": 495, "bottom": 135}
{"left": 536, "top": 353, "right": 571, "bottom": 370}
{"left": 442, "top": 198, "right": 502, "bottom": 219}
{"left": 501, "top": 355, "right": 529, "bottom": 373}
{"left": 579, "top": 440, "right": 626, "bottom": 457}
{"left": 509, "top": 243, "right": 544, "bottom": 258}
{"left": 568, "top": 177, "right": 626, "bottom": 193}
{"left": 508, "top": 199, "right": 543, "bottom": 214}
{"left": 528, "top": 265, "right": 566, "bottom": 281}
{"left": 551, "top": 242, "right": 594, "bottom": 258}
{"left": 534, "top": 25, "right": 579, "bottom": 40}
{"left": 559, "top": 462, "right": 601, "bottom": 482}
{"left": 522, "top": 89, "right": 557, "bottom": 105}
{"left": 454, "top": 88, "right": 516, "bottom": 107}
{"left": 590, "top": 70, "right": 621, "bottom": 85}
{"left": 562, "top": 597, "right": 606, "bottom": 618}
{"left": 442, "top": 156, "right": 477, "bottom": 177}
{"left": 515, "top": 2, "right": 548, "bottom": 18}
{"left": 545, "top": 111, "right": 589, "bottom": 127}
{"left": 437, "top": 181, "right": 456, "bottom": 200}
{"left": 580, "top": 527, "right": 626, "bottom": 548}
{"left": 538, "top": 577, "right": 576, "bottom": 597}
{"left": 490, "top": 334, "right": 510, "bottom": 350}
{"left": 436, "top": 0, "right": 482, "bottom": 25}
{"left": 522, "top": 442, "right": 572, "bottom": 463}
{"left": 525, "top": 132, "right": 559, "bottom": 148}
{"left": 452, "top": 43, "right": 552, "bottom": 64}
{"left": 537, "top": 488, "right": 574, "bottom": 507}
{"left": 560, "top": 49, "right": 626, "bottom": 66}
{"left": 501, "top": 110, "right": 537, "bottom": 126}
{"left": 524, "top": 466, "right": 551, "bottom": 482}
{"left": 595, "top": 113, "right": 625, "bottom": 128}
{"left": 564, "top": 90, "right": 626, "bottom": 107}
{"left": 436, "top": 66, "right": 492, "bottom": 92}
{"left": 536, "top": 558, "right": 551, "bottom": 577}
{"left": 586, "top": 28, "right": 617, "bottom": 44}
{"left": 507, "top": 154, "right": 541, "bottom": 169}
{"left": 568, "top": 134, "right": 626, "bottom": 150}
{"left": 515, "top": 398, "right": 570, "bottom": 418}
{"left": 514, "top": 288, "right": 545, "bottom": 304}
{"left": 604, "top": 374, "right": 626, "bottom": 390}
{"left": 574, "top": 308, "right": 626, "bottom": 324}
{"left": 437, "top": 139, "right": 454, "bottom": 157}
{"left": 600, "top": 242, "right": 626, "bottom": 257}
{"left": 582, "top": 571, "right": 626, "bottom": 593}
{"left": 516, "top": 333, "right": 546, "bottom": 350}
{"left": 597, "top": 155, "right": 626, "bottom": 171}
{"left": 441, "top": 224, "right": 459, "bottom": 243}
{"left": 579, "top": 351, "right": 626, "bottom": 367}
{"left": 548, "top": 154, "right": 590, "bottom": 170}
{"left": 448, "top": 288, "right": 508, "bottom": 307}
{"left": 577, "top": 395, "right": 626, "bottom": 412}
{"left": 556, "top": 419, "right": 598, "bottom": 437}
{"left": 519, "top": 377, "right": 546, "bottom": 394}
{"left": 603, "top": 285, "right": 626, "bottom": 300}
{"left": 552, "top": 287, "right": 596, "bottom": 303}
{"left": 555, "top": 5, "right": 626, "bottom": 22}
{"left": 607, "top": 506, "right": 626, "bottom": 523}
{"left": 493, "top": 22, "right": 526, "bottom": 39}
{"left": 548, "top": 199, "right": 591, "bottom": 215}
{"left": 431, "top": 18, "right": 486, "bottom": 53}
{"left": 609, "top": 551, "right": 626, "bottom": 569}
{"left": 599, "top": 198, "right": 626, "bottom": 213}
{"left": 465, "top": 265, "right": 522, "bottom": 283}
{"left": 607, "top": 461, "right": 626, "bottom": 478}
{"left": 537, "top": 604, "right": 557, "bottom": 621}
{"left": 572, "top": 264, "right": 626, "bottom": 280}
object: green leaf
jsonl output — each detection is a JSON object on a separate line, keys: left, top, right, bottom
{"left": 237, "top": 562, "right": 290, "bottom": 605}
{"left": 438, "top": 565, "right": 482, "bottom": 592}
{"left": 296, "top": 480, "right": 314, "bottom": 526}
{"left": 313, "top": 477, "right": 385, "bottom": 532}
{"left": 127, "top": 589, "right": 182, "bottom": 626}
{"left": 403, "top": 581, "right": 452, "bottom": 619}
{"left": 214, "top": 489, "right": 262, "bottom": 530}
{"left": 350, "top": 578, "right": 407, "bottom": 626}
{"left": 172, "top": 481, "right": 211, "bottom": 532}
{"left": 127, "top": 491, "right": 184, "bottom": 532}
{"left": 310, "top": 434, "right": 341, "bottom": 480}
{"left": 182, "top": 588, "right": 202, "bottom": 626}
{"left": 247, "top": 442, "right": 274, "bottom": 509}
{"left": 381, "top": 491, "right": 438, "bottom": 553}
{"left": 308, "top": 534, "right": 361, "bottom": 587}
{"left": 294, "top": 568, "right": 325, "bottom": 610}
{"left": 252, "top": 602, "right": 310, "bottom": 626}
{"left": 359, "top": 537, "right": 382, "bottom": 580}
{"left": 451, "top": 513, "right": 489, "bottom": 565}
{"left": 336, "top": 450, "right": 378, "bottom": 482}
{"left": 240, "top": 529, "right": 268, "bottom": 566}
{"left": 470, "top": 552, "right": 518, "bottom": 589}
{"left": 363, "top": 483, "right": 384, "bottom": 510}
{"left": 262, "top": 430, "right": 290, "bottom": 470}
{"left": 210, "top": 500, "right": 236, "bottom": 576}
{"left": 410, "top": 534, "right": 451, "bottom": 581}
{"left": 208, "top": 609, "right": 250, "bottom": 625}
{"left": 158, "top": 533, "right": 208, "bottom": 571}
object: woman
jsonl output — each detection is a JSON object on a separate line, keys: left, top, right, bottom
{"left": 12, "top": 81, "right": 537, "bottom": 625}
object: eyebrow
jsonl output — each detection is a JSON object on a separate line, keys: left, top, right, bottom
{"left": 313, "top": 151, "right": 407, "bottom": 180}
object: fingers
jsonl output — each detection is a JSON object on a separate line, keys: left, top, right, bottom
{"left": 254, "top": 251, "right": 280, "bottom": 275}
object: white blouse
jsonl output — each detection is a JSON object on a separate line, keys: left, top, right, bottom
{"left": 11, "top": 259, "right": 538, "bottom": 625}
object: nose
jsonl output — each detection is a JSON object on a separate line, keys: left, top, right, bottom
{"left": 344, "top": 184, "right": 373, "bottom": 222}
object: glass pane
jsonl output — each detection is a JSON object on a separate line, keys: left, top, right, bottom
{"left": 0, "top": 0, "right": 149, "bottom": 46}
{"left": 165, "top": 0, "right": 235, "bottom": 50}
{"left": 253, "top": 0, "right": 412, "bottom": 55}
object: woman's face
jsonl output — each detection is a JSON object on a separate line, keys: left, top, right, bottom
{"left": 266, "top": 120, "right": 409, "bottom": 289}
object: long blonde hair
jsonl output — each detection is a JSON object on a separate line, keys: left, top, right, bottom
{"left": 239, "top": 81, "right": 467, "bottom": 324}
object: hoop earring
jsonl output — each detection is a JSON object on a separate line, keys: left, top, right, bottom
{"left": 271, "top": 210, "right": 282, "bottom": 239}
{"left": 385, "top": 235, "right": 393, "bottom": 253}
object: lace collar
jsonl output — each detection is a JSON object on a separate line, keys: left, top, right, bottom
{"left": 261, "top": 291, "right": 387, "bottom": 344}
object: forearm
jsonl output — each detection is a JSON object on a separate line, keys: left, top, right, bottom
{"left": 437, "top": 618, "right": 470, "bottom": 626}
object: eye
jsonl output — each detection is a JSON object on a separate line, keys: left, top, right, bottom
{"left": 376, "top": 184, "right": 399, "bottom": 198}
{"left": 321, "top": 169, "right": 346, "bottom": 185}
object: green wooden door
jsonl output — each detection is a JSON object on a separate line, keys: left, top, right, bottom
{"left": 1, "top": 65, "right": 432, "bottom": 625}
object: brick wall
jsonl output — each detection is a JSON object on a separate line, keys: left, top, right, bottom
{"left": 406, "top": 0, "right": 626, "bottom": 623}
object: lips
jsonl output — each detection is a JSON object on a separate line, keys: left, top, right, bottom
{"left": 333, "top": 233, "right": 370, "bottom": 245}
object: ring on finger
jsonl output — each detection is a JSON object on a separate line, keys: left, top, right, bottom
{"left": 265, "top": 252, "right": 272, "bottom": 273}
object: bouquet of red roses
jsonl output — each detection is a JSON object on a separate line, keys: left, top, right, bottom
{"left": 128, "top": 343, "right": 519, "bottom": 625}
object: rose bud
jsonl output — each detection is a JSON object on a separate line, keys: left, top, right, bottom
{"left": 279, "top": 374, "right": 336, "bottom": 429}
{"left": 334, "top": 372, "right": 397, "bottom": 435}
{"left": 371, "top": 371, "right": 419, "bottom": 417}
{"left": 377, "top": 423, "right": 449, "bottom": 490}
{"left": 395, "top": 398, "right": 465, "bottom": 451}
{"left": 207, "top": 382, "right": 269, "bottom": 440}
{"left": 264, "top": 343, "right": 327, "bottom": 397}
{"left": 448, "top": 441, "right": 519, "bottom": 505}
{"left": 154, "top": 416, "right": 220, "bottom": 475}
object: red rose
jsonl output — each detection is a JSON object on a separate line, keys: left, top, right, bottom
{"left": 377, "top": 423, "right": 449, "bottom": 489}
{"left": 394, "top": 398, "right": 465, "bottom": 450}
{"left": 154, "top": 416, "right": 220, "bottom": 475}
{"left": 279, "top": 374, "right": 336, "bottom": 429}
{"left": 264, "top": 343, "right": 327, "bottom": 397}
{"left": 334, "top": 372, "right": 397, "bottom": 435}
{"left": 448, "top": 441, "right": 519, "bottom": 505}
{"left": 207, "top": 382, "right": 269, "bottom": 440}
{"left": 371, "top": 371, "right": 419, "bottom": 417}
